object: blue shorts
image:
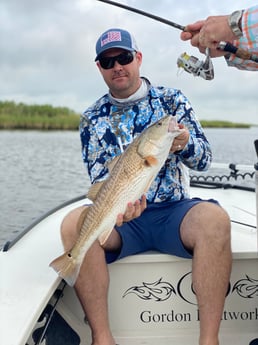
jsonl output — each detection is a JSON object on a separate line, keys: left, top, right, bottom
{"left": 105, "top": 198, "right": 219, "bottom": 263}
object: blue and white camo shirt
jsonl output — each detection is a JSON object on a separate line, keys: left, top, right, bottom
{"left": 80, "top": 78, "right": 212, "bottom": 203}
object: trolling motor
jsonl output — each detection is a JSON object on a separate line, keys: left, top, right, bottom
{"left": 97, "top": 0, "right": 258, "bottom": 80}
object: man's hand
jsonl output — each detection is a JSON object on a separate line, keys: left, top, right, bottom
{"left": 180, "top": 21, "right": 204, "bottom": 42}
{"left": 170, "top": 124, "right": 189, "bottom": 153}
{"left": 180, "top": 16, "right": 234, "bottom": 58}
{"left": 116, "top": 195, "right": 147, "bottom": 227}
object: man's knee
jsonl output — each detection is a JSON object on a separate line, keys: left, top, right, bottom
{"left": 181, "top": 201, "right": 231, "bottom": 248}
{"left": 193, "top": 201, "right": 229, "bottom": 228}
{"left": 205, "top": 202, "right": 231, "bottom": 235}
{"left": 204, "top": 203, "right": 231, "bottom": 250}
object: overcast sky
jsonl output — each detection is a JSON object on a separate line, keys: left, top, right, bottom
{"left": 1, "top": 0, "right": 257, "bottom": 124}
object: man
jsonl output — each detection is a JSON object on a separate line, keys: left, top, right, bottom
{"left": 180, "top": 5, "right": 258, "bottom": 71}
{"left": 61, "top": 28, "right": 232, "bottom": 345}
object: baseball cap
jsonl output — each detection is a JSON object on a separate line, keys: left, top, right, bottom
{"left": 95, "top": 28, "right": 139, "bottom": 61}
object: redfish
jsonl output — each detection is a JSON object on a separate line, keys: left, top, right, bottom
{"left": 50, "top": 115, "right": 183, "bottom": 286}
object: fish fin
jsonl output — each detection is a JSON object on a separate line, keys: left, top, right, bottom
{"left": 76, "top": 206, "right": 92, "bottom": 233}
{"left": 98, "top": 228, "right": 114, "bottom": 246}
{"left": 86, "top": 182, "right": 104, "bottom": 201}
{"left": 49, "top": 251, "right": 81, "bottom": 287}
{"left": 144, "top": 155, "right": 158, "bottom": 166}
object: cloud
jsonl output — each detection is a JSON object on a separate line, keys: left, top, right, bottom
{"left": 0, "top": 0, "right": 257, "bottom": 123}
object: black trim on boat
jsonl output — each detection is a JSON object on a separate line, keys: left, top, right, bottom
{"left": 190, "top": 180, "right": 255, "bottom": 192}
{"left": 34, "top": 281, "right": 67, "bottom": 345}
{"left": 231, "top": 219, "right": 256, "bottom": 229}
{"left": 249, "top": 339, "right": 258, "bottom": 345}
{"left": 2, "top": 194, "right": 87, "bottom": 252}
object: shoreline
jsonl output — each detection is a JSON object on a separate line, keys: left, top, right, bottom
{"left": 0, "top": 121, "right": 252, "bottom": 130}
{"left": 0, "top": 101, "right": 253, "bottom": 130}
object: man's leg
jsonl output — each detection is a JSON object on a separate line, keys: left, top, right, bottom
{"left": 61, "top": 206, "right": 120, "bottom": 345}
{"left": 180, "top": 202, "right": 232, "bottom": 345}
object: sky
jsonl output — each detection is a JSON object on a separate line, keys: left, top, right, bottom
{"left": 1, "top": 0, "right": 257, "bottom": 124}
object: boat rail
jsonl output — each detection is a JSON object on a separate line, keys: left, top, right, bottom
{"left": 190, "top": 163, "right": 255, "bottom": 191}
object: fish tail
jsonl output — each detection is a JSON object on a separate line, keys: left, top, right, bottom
{"left": 49, "top": 251, "right": 81, "bottom": 287}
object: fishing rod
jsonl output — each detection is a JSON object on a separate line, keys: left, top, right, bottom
{"left": 98, "top": 0, "right": 186, "bottom": 31}
{"left": 97, "top": 0, "right": 258, "bottom": 62}
{"left": 97, "top": 0, "right": 258, "bottom": 79}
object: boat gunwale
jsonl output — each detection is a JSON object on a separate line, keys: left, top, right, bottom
{"left": 1, "top": 194, "right": 87, "bottom": 252}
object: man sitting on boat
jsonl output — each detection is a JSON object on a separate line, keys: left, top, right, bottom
{"left": 60, "top": 28, "right": 232, "bottom": 345}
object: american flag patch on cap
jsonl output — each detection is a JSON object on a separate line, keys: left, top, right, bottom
{"left": 101, "top": 31, "right": 122, "bottom": 47}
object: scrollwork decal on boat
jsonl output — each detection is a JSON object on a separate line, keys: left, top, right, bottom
{"left": 177, "top": 271, "right": 196, "bottom": 305}
{"left": 122, "top": 278, "right": 176, "bottom": 302}
{"left": 232, "top": 275, "right": 258, "bottom": 298}
{"left": 123, "top": 273, "right": 258, "bottom": 304}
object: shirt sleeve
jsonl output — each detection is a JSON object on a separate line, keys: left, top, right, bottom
{"left": 80, "top": 108, "right": 109, "bottom": 184}
{"left": 173, "top": 91, "right": 212, "bottom": 172}
{"left": 225, "top": 5, "right": 258, "bottom": 70}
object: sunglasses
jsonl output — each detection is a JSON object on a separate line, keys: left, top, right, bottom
{"left": 98, "top": 51, "right": 136, "bottom": 69}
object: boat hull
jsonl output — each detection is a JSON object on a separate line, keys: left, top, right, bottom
{"left": 33, "top": 251, "right": 258, "bottom": 345}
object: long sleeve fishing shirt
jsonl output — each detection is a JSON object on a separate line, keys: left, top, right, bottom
{"left": 80, "top": 79, "right": 212, "bottom": 203}
{"left": 226, "top": 5, "right": 258, "bottom": 70}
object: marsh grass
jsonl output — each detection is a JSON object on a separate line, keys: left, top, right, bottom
{"left": 200, "top": 120, "right": 250, "bottom": 128}
{"left": 0, "top": 101, "right": 251, "bottom": 130}
{"left": 0, "top": 101, "right": 80, "bottom": 130}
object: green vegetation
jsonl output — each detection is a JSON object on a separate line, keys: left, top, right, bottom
{"left": 0, "top": 101, "right": 252, "bottom": 130}
{"left": 0, "top": 101, "right": 80, "bottom": 130}
{"left": 200, "top": 120, "right": 250, "bottom": 128}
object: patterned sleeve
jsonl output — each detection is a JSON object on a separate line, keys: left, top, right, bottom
{"left": 173, "top": 90, "right": 212, "bottom": 171}
{"left": 225, "top": 5, "right": 258, "bottom": 70}
{"left": 79, "top": 107, "right": 109, "bottom": 184}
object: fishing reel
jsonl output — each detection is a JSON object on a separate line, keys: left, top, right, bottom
{"left": 177, "top": 48, "right": 214, "bottom": 80}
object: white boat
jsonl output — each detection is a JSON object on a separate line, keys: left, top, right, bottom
{"left": 1, "top": 163, "right": 258, "bottom": 345}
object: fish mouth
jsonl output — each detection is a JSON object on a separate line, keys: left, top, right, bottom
{"left": 168, "top": 116, "right": 179, "bottom": 132}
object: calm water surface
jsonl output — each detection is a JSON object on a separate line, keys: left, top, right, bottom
{"left": 1, "top": 127, "right": 258, "bottom": 247}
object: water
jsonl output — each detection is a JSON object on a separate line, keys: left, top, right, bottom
{"left": 0, "top": 130, "right": 90, "bottom": 246}
{"left": 1, "top": 127, "right": 258, "bottom": 247}
{"left": 206, "top": 127, "right": 258, "bottom": 164}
